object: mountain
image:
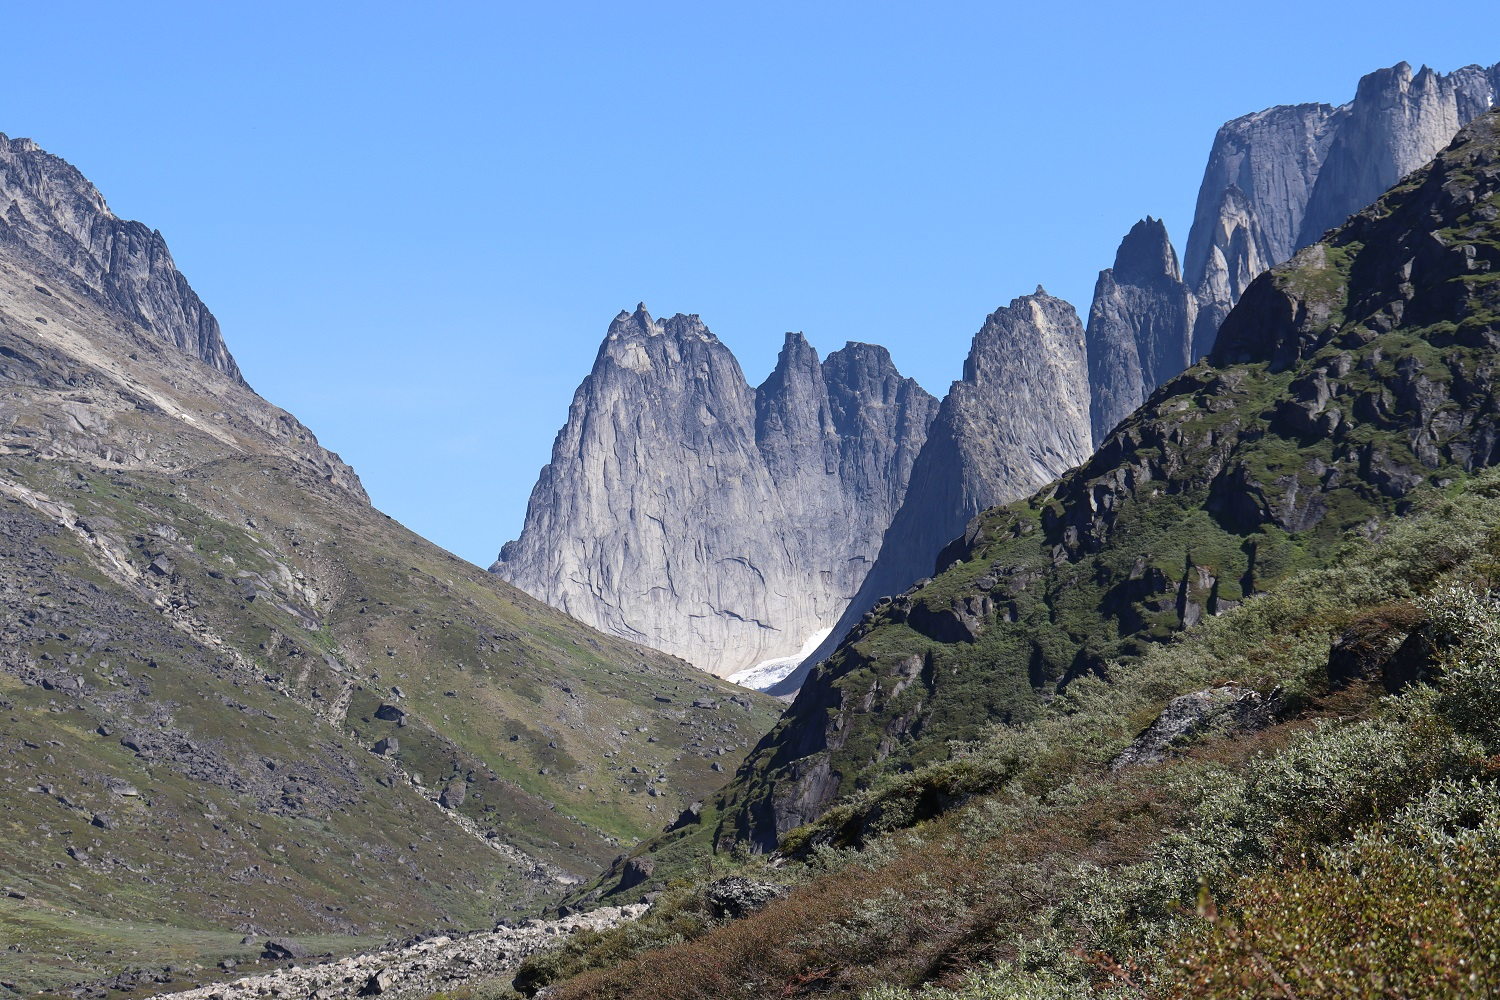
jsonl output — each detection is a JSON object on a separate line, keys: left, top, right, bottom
{"left": 0, "top": 137, "right": 243, "bottom": 382}
{"left": 712, "top": 107, "right": 1500, "bottom": 850}
{"left": 507, "top": 110, "right": 1500, "bottom": 1000}
{"left": 1185, "top": 60, "right": 1500, "bottom": 357}
{"left": 1085, "top": 62, "right": 1500, "bottom": 450}
{"left": 492, "top": 307, "right": 937, "bottom": 682}
{"left": 1084, "top": 217, "right": 1197, "bottom": 443}
{"left": 767, "top": 289, "right": 1094, "bottom": 694}
{"left": 0, "top": 135, "right": 780, "bottom": 993}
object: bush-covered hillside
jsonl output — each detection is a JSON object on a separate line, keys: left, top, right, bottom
{"left": 507, "top": 467, "right": 1500, "bottom": 999}
{"left": 495, "top": 109, "right": 1500, "bottom": 1000}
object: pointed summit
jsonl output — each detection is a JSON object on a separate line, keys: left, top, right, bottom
{"left": 1111, "top": 217, "right": 1181, "bottom": 284}
{"left": 497, "top": 308, "right": 936, "bottom": 684}
{"left": 1086, "top": 218, "right": 1196, "bottom": 443}
{"left": 777, "top": 289, "right": 1093, "bottom": 693}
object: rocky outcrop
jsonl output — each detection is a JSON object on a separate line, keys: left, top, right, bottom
{"left": 493, "top": 307, "right": 937, "bottom": 680}
{"left": 0, "top": 134, "right": 241, "bottom": 380}
{"left": 771, "top": 288, "right": 1092, "bottom": 694}
{"left": 1185, "top": 61, "right": 1500, "bottom": 356}
{"left": 1086, "top": 218, "right": 1197, "bottom": 442}
{"left": 1110, "top": 685, "right": 1277, "bottom": 770}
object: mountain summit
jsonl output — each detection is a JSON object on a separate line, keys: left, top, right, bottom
{"left": 494, "top": 307, "right": 937, "bottom": 681}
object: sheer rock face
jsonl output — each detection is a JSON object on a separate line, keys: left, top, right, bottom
{"left": 768, "top": 289, "right": 1092, "bottom": 694}
{"left": 1185, "top": 61, "right": 1500, "bottom": 357}
{"left": 873, "top": 288, "right": 1092, "bottom": 585}
{"left": 0, "top": 134, "right": 242, "bottom": 380}
{"left": 1085, "top": 218, "right": 1196, "bottom": 443}
{"left": 1182, "top": 102, "right": 1343, "bottom": 357}
{"left": 493, "top": 307, "right": 937, "bottom": 679}
{"left": 1298, "top": 62, "right": 1500, "bottom": 247}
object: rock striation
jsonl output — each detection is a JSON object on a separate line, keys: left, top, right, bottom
{"left": 1085, "top": 217, "right": 1196, "bottom": 442}
{"left": 0, "top": 134, "right": 242, "bottom": 380}
{"left": 493, "top": 307, "right": 937, "bottom": 680}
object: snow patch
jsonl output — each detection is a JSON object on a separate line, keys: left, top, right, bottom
{"left": 729, "top": 627, "right": 833, "bottom": 691}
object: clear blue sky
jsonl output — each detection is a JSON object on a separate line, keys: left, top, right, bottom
{"left": 4, "top": 2, "right": 1495, "bottom": 564}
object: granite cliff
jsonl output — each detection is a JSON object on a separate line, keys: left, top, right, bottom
{"left": 493, "top": 307, "right": 937, "bottom": 682}
{"left": 1084, "top": 217, "right": 1196, "bottom": 443}
{"left": 768, "top": 288, "right": 1094, "bottom": 693}
{"left": 1185, "top": 60, "right": 1500, "bottom": 357}
{"left": 1088, "top": 62, "right": 1500, "bottom": 451}
{"left": 501, "top": 62, "right": 1500, "bottom": 699}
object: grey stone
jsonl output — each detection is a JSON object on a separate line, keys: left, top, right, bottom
{"left": 493, "top": 306, "right": 937, "bottom": 681}
{"left": 259, "top": 938, "right": 308, "bottom": 961}
{"left": 438, "top": 781, "right": 466, "bottom": 809}
{"left": 1184, "top": 61, "right": 1500, "bottom": 356}
{"left": 1110, "top": 685, "right": 1278, "bottom": 770}
{"left": 703, "top": 876, "right": 789, "bottom": 920}
{"left": 1085, "top": 218, "right": 1196, "bottom": 443}
{"left": 779, "top": 289, "right": 1092, "bottom": 693}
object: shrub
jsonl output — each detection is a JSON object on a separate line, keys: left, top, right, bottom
{"left": 1157, "top": 838, "right": 1500, "bottom": 999}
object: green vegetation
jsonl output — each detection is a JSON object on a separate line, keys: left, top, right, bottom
{"left": 0, "top": 454, "right": 780, "bottom": 992}
{"left": 508, "top": 471, "right": 1500, "bottom": 999}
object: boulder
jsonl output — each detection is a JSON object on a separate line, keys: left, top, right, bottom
{"left": 1111, "top": 685, "right": 1277, "bottom": 770}
{"left": 703, "top": 876, "right": 788, "bottom": 920}
{"left": 360, "top": 968, "right": 397, "bottom": 995}
{"left": 259, "top": 937, "right": 308, "bottom": 961}
{"left": 439, "top": 781, "right": 466, "bottom": 809}
{"left": 616, "top": 856, "right": 655, "bottom": 891}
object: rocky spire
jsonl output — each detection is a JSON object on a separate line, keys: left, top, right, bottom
{"left": 494, "top": 308, "right": 937, "bottom": 682}
{"left": 770, "top": 288, "right": 1092, "bottom": 694}
{"left": 1086, "top": 217, "right": 1196, "bottom": 442}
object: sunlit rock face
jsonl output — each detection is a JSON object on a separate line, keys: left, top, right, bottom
{"left": 493, "top": 305, "right": 937, "bottom": 680}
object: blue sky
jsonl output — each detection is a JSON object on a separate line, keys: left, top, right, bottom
{"left": 4, "top": 2, "right": 1496, "bottom": 564}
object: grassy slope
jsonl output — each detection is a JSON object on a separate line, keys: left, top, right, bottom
{"left": 0, "top": 452, "right": 779, "bottom": 993}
